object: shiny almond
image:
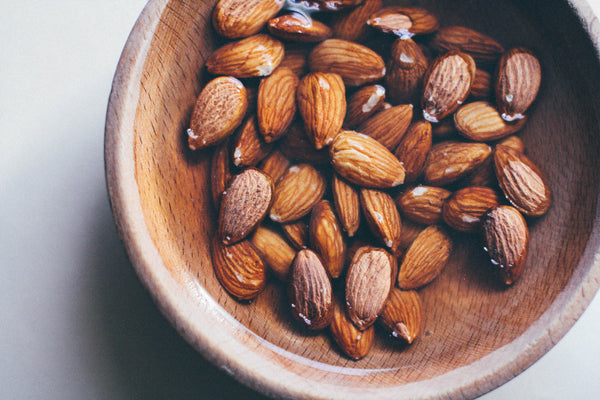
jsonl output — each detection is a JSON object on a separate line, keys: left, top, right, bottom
{"left": 367, "top": 6, "right": 439, "bottom": 38}
{"left": 257, "top": 67, "right": 300, "bottom": 143}
{"left": 268, "top": 13, "right": 332, "bottom": 42}
{"left": 454, "top": 101, "right": 527, "bottom": 142}
{"left": 385, "top": 37, "right": 429, "bottom": 104}
{"left": 442, "top": 186, "right": 501, "bottom": 232}
{"left": 344, "top": 84, "right": 386, "bottom": 129}
{"left": 212, "top": 0, "right": 285, "bottom": 39}
{"left": 309, "top": 200, "right": 347, "bottom": 278}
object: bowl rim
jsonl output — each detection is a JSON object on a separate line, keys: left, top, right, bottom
{"left": 104, "top": 0, "right": 600, "bottom": 398}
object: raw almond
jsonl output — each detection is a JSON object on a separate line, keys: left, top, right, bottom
{"left": 398, "top": 225, "right": 453, "bottom": 289}
{"left": 279, "top": 122, "right": 330, "bottom": 164}
{"left": 205, "top": 34, "right": 285, "bottom": 78}
{"left": 344, "top": 84, "right": 386, "bottom": 129}
{"left": 314, "top": 0, "right": 364, "bottom": 10}
{"left": 309, "top": 39, "right": 386, "bottom": 87}
{"left": 385, "top": 37, "right": 429, "bottom": 104}
{"left": 250, "top": 225, "right": 296, "bottom": 281}
{"left": 396, "top": 185, "right": 451, "bottom": 225}
{"left": 470, "top": 69, "right": 492, "bottom": 99}
{"left": 360, "top": 188, "right": 402, "bottom": 255}
{"left": 429, "top": 26, "right": 504, "bottom": 65}
{"left": 257, "top": 149, "right": 291, "bottom": 183}
{"left": 494, "top": 144, "right": 551, "bottom": 217}
{"left": 394, "top": 120, "right": 432, "bottom": 182}
{"left": 379, "top": 288, "right": 424, "bottom": 344}
{"left": 356, "top": 104, "right": 413, "bottom": 151}
{"left": 367, "top": 6, "right": 439, "bottom": 38}
{"left": 268, "top": 13, "right": 332, "bottom": 42}
{"left": 297, "top": 72, "right": 347, "bottom": 149}
{"left": 423, "top": 141, "right": 492, "bottom": 186}
{"left": 330, "top": 0, "right": 383, "bottom": 42}
{"left": 270, "top": 164, "right": 327, "bottom": 223}
{"left": 398, "top": 219, "right": 427, "bottom": 251}
{"left": 481, "top": 205, "right": 529, "bottom": 285}
{"left": 279, "top": 43, "right": 310, "bottom": 77}
{"left": 218, "top": 168, "right": 274, "bottom": 244}
{"left": 231, "top": 115, "right": 273, "bottom": 167}
{"left": 210, "top": 138, "right": 231, "bottom": 210}
{"left": 330, "top": 130, "right": 406, "bottom": 188}
{"left": 442, "top": 186, "right": 501, "bottom": 232}
{"left": 421, "top": 51, "right": 476, "bottom": 123}
{"left": 454, "top": 101, "right": 527, "bottom": 142}
{"left": 330, "top": 298, "right": 375, "bottom": 360}
{"left": 212, "top": 0, "right": 285, "bottom": 39}
{"left": 498, "top": 135, "right": 526, "bottom": 154}
{"left": 188, "top": 76, "right": 247, "bottom": 150}
{"left": 288, "top": 249, "right": 334, "bottom": 330}
{"left": 211, "top": 237, "right": 267, "bottom": 300}
{"left": 282, "top": 220, "right": 309, "bottom": 249}
{"left": 332, "top": 173, "right": 361, "bottom": 237}
{"left": 257, "top": 67, "right": 300, "bottom": 143}
{"left": 345, "top": 246, "right": 392, "bottom": 330}
{"left": 431, "top": 117, "right": 457, "bottom": 138}
{"left": 309, "top": 200, "right": 347, "bottom": 278}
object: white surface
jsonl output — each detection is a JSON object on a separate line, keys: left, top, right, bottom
{"left": 1, "top": 1, "right": 599, "bottom": 399}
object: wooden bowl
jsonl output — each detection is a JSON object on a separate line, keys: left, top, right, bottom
{"left": 105, "top": 1, "right": 600, "bottom": 398}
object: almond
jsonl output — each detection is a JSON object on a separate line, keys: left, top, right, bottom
{"left": 385, "top": 37, "right": 429, "bottom": 104}
{"left": 257, "top": 149, "right": 291, "bottom": 183}
{"left": 470, "top": 69, "right": 492, "bottom": 99}
{"left": 309, "top": 200, "right": 347, "bottom": 278}
{"left": 212, "top": 0, "right": 285, "bottom": 39}
{"left": 396, "top": 185, "right": 451, "bottom": 225}
{"left": 332, "top": 173, "right": 361, "bottom": 237}
{"left": 282, "top": 220, "right": 309, "bottom": 249}
{"left": 498, "top": 135, "right": 526, "bottom": 154}
{"left": 494, "top": 144, "right": 551, "bottom": 217}
{"left": 495, "top": 47, "right": 542, "bottom": 121}
{"left": 210, "top": 138, "right": 231, "bottom": 211}
{"left": 379, "top": 288, "right": 424, "bottom": 344}
{"left": 481, "top": 205, "right": 529, "bottom": 285}
{"left": 270, "top": 164, "right": 327, "bottom": 223}
{"left": 314, "top": 0, "right": 364, "bottom": 10}
{"left": 356, "top": 104, "right": 413, "bottom": 151}
{"left": 398, "top": 219, "right": 427, "bottom": 251}
{"left": 297, "top": 72, "right": 347, "bottom": 149}
{"left": 330, "top": 130, "right": 406, "bottom": 188}
{"left": 330, "top": 0, "right": 383, "bottom": 42}
{"left": 231, "top": 115, "right": 273, "bottom": 167}
{"left": 454, "top": 101, "right": 527, "bottom": 142}
{"left": 188, "top": 76, "right": 247, "bottom": 150}
{"left": 279, "top": 122, "right": 330, "bottom": 164}
{"left": 398, "top": 225, "right": 453, "bottom": 289}
{"left": 344, "top": 84, "right": 386, "bottom": 129}
{"left": 268, "top": 13, "right": 332, "bottom": 42}
{"left": 367, "top": 6, "right": 439, "bottom": 38}
{"left": 205, "top": 34, "right": 285, "bottom": 78}
{"left": 309, "top": 39, "right": 386, "bottom": 87}
{"left": 288, "top": 249, "right": 334, "bottom": 330}
{"left": 423, "top": 141, "right": 492, "bottom": 186}
{"left": 279, "top": 43, "right": 310, "bottom": 77}
{"left": 421, "top": 51, "right": 476, "bottom": 123}
{"left": 394, "top": 120, "right": 432, "bottom": 182}
{"left": 211, "top": 237, "right": 267, "bottom": 300}
{"left": 330, "top": 298, "right": 375, "bottom": 360}
{"left": 431, "top": 117, "right": 457, "bottom": 138}
{"left": 218, "top": 168, "right": 274, "bottom": 244}
{"left": 250, "top": 225, "right": 296, "bottom": 281}
{"left": 360, "top": 188, "right": 402, "bottom": 255}
{"left": 442, "top": 186, "right": 501, "bottom": 232}
{"left": 345, "top": 246, "right": 392, "bottom": 330}
{"left": 257, "top": 67, "right": 300, "bottom": 143}
{"left": 429, "top": 26, "right": 504, "bottom": 65}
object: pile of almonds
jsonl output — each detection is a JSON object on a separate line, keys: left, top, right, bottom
{"left": 186, "top": 0, "right": 551, "bottom": 360}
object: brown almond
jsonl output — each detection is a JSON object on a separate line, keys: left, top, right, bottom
{"left": 423, "top": 141, "right": 492, "bottom": 186}
{"left": 297, "top": 72, "right": 347, "bottom": 149}
{"left": 314, "top": 0, "right": 364, "bottom": 11}
{"left": 270, "top": 164, "right": 327, "bottom": 223}
{"left": 210, "top": 138, "right": 231, "bottom": 210}
{"left": 431, "top": 117, "right": 457, "bottom": 138}
{"left": 330, "top": 130, "right": 406, "bottom": 188}
{"left": 309, "top": 39, "right": 386, "bottom": 87}
{"left": 442, "top": 186, "right": 501, "bottom": 232}
{"left": 494, "top": 144, "right": 551, "bottom": 216}
{"left": 330, "top": 298, "right": 374, "bottom": 360}
{"left": 231, "top": 115, "right": 273, "bottom": 167}
{"left": 482, "top": 205, "right": 529, "bottom": 285}
{"left": 398, "top": 219, "right": 427, "bottom": 251}
{"left": 394, "top": 120, "right": 432, "bottom": 182}
{"left": 268, "top": 13, "right": 332, "bottom": 42}
{"left": 288, "top": 249, "right": 334, "bottom": 330}
{"left": 495, "top": 47, "right": 542, "bottom": 121}
{"left": 257, "top": 67, "right": 300, "bottom": 143}
{"left": 422, "top": 51, "right": 476, "bottom": 123}
{"left": 367, "top": 6, "right": 439, "bottom": 38}
{"left": 211, "top": 237, "right": 267, "bottom": 301}
{"left": 219, "top": 168, "right": 274, "bottom": 244}
{"left": 454, "top": 101, "right": 527, "bottom": 142}
{"left": 398, "top": 225, "right": 453, "bottom": 289}
{"left": 498, "top": 135, "right": 526, "bottom": 153}
{"left": 360, "top": 189, "right": 402, "bottom": 255}
{"left": 356, "top": 104, "right": 413, "bottom": 151}
{"left": 257, "top": 149, "right": 291, "bottom": 183}
{"left": 279, "top": 122, "right": 330, "bottom": 164}
{"left": 205, "top": 34, "right": 285, "bottom": 78}
{"left": 188, "top": 76, "right": 247, "bottom": 150}
{"left": 429, "top": 26, "right": 504, "bottom": 65}
{"left": 309, "top": 200, "right": 347, "bottom": 278}
{"left": 345, "top": 246, "right": 392, "bottom": 330}
{"left": 282, "top": 220, "right": 309, "bottom": 249}
{"left": 212, "top": 0, "right": 285, "bottom": 39}
{"left": 279, "top": 43, "right": 310, "bottom": 77}
{"left": 344, "top": 84, "right": 386, "bottom": 129}
{"left": 397, "top": 185, "right": 451, "bottom": 225}
{"left": 250, "top": 225, "right": 296, "bottom": 281}
{"left": 470, "top": 69, "right": 492, "bottom": 99}
{"left": 379, "top": 288, "right": 424, "bottom": 344}
{"left": 385, "top": 37, "right": 429, "bottom": 104}
{"left": 330, "top": 0, "right": 383, "bottom": 42}
{"left": 332, "top": 173, "right": 361, "bottom": 237}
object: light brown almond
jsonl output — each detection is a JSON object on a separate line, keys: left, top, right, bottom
{"left": 367, "top": 6, "right": 439, "bottom": 38}
{"left": 188, "top": 76, "right": 247, "bottom": 150}
{"left": 429, "top": 26, "right": 504, "bottom": 65}
{"left": 250, "top": 225, "right": 296, "bottom": 281}
{"left": 356, "top": 104, "right": 413, "bottom": 151}
{"left": 379, "top": 288, "right": 424, "bottom": 344}
{"left": 454, "top": 101, "right": 527, "bottom": 142}
{"left": 330, "top": 0, "right": 383, "bottom": 42}
{"left": 332, "top": 173, "right": 361, "bottom": 237}
{"left": 330, "top": 298, "right": 374, "bottom": 360}
{"left": 268, "top": 13, "right": 332, "bottom": 42}
{"left": 212, "top": 0, "right": 285, "bottom": 39}
{"left": 257, "top": 67, "right": 300, "bottom": 143}
{"left": 282, "top": 220, "right": 309, "bottom": 249}
{"left": 385, "top": 37, "right": 429, "bottom": 104}
{"left": 231, "top": 115, "right": 273, "bottom": 167}
{"left": 397, "top": 185, "right": 451, "bottom": 225}
{"left": 442, "top": 186, "right": 501, "bottom": 232}
{"left": 309, "top": 200, "right": 347, "bottom": 278}
{"left": 257, "top": 149, "right": 291, "bottom": 183}
{"left": 423, "top": 141, "right": 492, "bottom": 186}
{"left": 279, "top": 122, "right": 330, "bottom": 164}
{"left": 344, "top": 84, "right": 386, "bottom": 129}
{"left": 210, "top": 138, "right": 231, "bottom": 211}
{"left": 360, "top": 188, "right": 402, "bottom": 255}
{"left": 394, "top": 120, "right": 432, "bottom": 182}
{"left": 470, "top": 69, "right": 492, "bottom": 99}
{"left": 431, "top": 117, "right": 457, "bottom": 138}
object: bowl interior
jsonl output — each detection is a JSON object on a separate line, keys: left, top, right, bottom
{"left": 113, "top": 0, "right": 600, "bottom": 397}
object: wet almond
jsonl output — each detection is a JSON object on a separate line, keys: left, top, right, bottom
{"left": 257, "top": 67, "right": 300, "bottom": 143}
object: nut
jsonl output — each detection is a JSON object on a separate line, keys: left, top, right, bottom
{"left": 331, "top": 173, "right": 361, "bottom": 237}
{"left": 442, "top": 186, "right": 501, "bottom": 232}
{"left": 360, "top": 188, "right": 403, "bottom": 255}
{"left": 423, "top": 141, "right": 492, "bottom": 186}
{"left": 250, "top": 225, "right": 297, "bottom": 281}
{"left": 330, "top": 298, "right": 375, "bottom": 360}
{"left": 212, "top": 0, "right": 285, "bottom": 39}
{"left": 309, "top": 200, "right": 347, "bottom": 279}
{"left": 379, "top": 288, "right": 424, "bottom": 344}
{"left": 394, "top": 120, "right": 432, "bottom": 182}
{"left": 454, "top": 101, "right": 527, "bottom": 142}
{"left": 257, "top": 67, "right": 300, "bottom": 143}
{"left": 356, "top": 104, "right": 413, "bottom": 151}
{"left": 396, "top": 185, "right": 451, "bottom": 225}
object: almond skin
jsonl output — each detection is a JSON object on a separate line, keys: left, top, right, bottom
{"left": 268, "top": 13, "right": 332, "bottom": 42}
{"left": 188, "top": 76, "right": 247, "bottom": 150}
{"left": 398, "top": 225, "right": 453, "bottom": 289}
{"left": 470, "top": 69, "right": 492, "bottom": 99}
{"left": 231, "top": 115, "right": 273, "bottom": 167}
{"left": 330, "top": 130, "right": 406, "bottom": 188}
{"left": 211, "top": 237, "right": 267, "bottom": 301}
{"left": 297, "top": 72, "right": 347, "bottom": 149}
{"left": 212, "top": 0, "right": 285, "bottom": 39}
{"left": 494, "top": 144, "right": 551, "bottom": 217}
{"left": 257, "top": 149, "right": 290, "bottom": 183}
{"left": 218, "top": 168, "right": 274, "bottom": 244}
{"left": 344, "top": 84, "right": 386, "bottom": 129}
{"left": 210, "top": 138, "right": 231, "bottom": 211}
{"left": 423, "top": 141, "right": 492, "bottom": 186}
{"left": 367, "top": 6, "right": 439, "bottom": 38}
{"left": 345, "top": 246, "right": 392, "bottom": 330}
{"left": 330, "top": 298, "right": 375, "bottom": 360}
{"left": 332, "top": 173, "right": 361, "bottom": 237}
{"left": 454, "top": 101, "right": 527, "bottom": 142}
{"left": 330, "top": 0, "right": 383, "bottom": 42}
{"left": 279, "top": 43, "right": 310, "bottom": 77}
{"left": 205, "top": 34, "right": 285, "bottom": 78}
{"left": 421, "top": 51, "right": 476, "bottom": 123}
{"left": 397, "top": 185, "right": 451, "bottom": 225}
{"left": 482, "top": 205, "right": 529, "bottom": 285}
{"left": 279, "top": 122, "right": 330, "bottom": 164}
{"left": 379, "top": 288, "right": 424, "bottom": 344}
{"left": 356, "top": 104, "right": 413, "bottom": 151}
{"left": 442, "top": 186, "right": 501, "bottom": 232}
{"left": 250, "top": 225, "right": 296, "bottom": 281}
{"left": 310, "top": 200, "right": 347, "bottom": 279}
{"left": 309, "top": 39, "right": 386, "bottom": 87}
{"left": 270, "top": 164, "right": 327, "bottom": 223}
{"left": 282, "top": 220, "right": 309, "bottom": 250}
{"left": 257, "top": 67, "right": 300, "bottom": 143}
{"left": 289, "top": 249, "right": 334, "bottom": 330}
{"left": 385, "top": 38, "right": 429, "bottom": 104}
{"left": 429, "top": 26, "right": 504, "bottom": 65}
{"left": 394, "top": 120, "right": 432, "bottom": 182}
{"left": 360, "top": 188, "right": 402, "bottom": 255}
